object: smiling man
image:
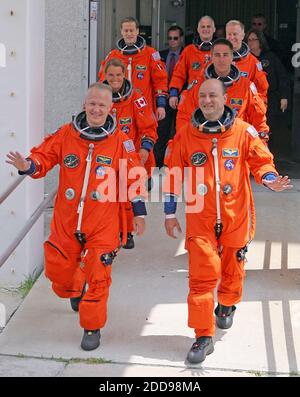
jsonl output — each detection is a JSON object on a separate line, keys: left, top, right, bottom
{"left": 163, "top": 78, "right": 292, "bottom": 364}
{"left": 6, "top": 83, "right": 147, "bottom": 352}
{"left": 169, "top": 16, "right": 216, "bottom": 109}
{"left": 176, "top": 39, "right": 270, "bottom": 142}
{"left": 226, "top": 20, "right": 269, "bottom": 102}
{"left": 98, "top": 17, "right": 168, "bottom": 123}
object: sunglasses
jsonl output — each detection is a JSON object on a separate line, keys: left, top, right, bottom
{"left": 168, "top": 36, "right": 179, "bottom": 40}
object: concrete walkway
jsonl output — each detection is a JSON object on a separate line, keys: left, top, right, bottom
{"left": 0, "top": 177, "right": 299, "bottom": 377}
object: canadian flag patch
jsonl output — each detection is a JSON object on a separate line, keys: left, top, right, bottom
{"left": 134, "top": 96, "right": 147, "bottom": 109}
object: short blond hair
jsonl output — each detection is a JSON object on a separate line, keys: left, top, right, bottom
{"left": 226, "top": 20, "right": 245, "bottom": 32}
{"left": 199, "top": 16, "right": 215, "bottom": 25}
{"left": 85, "top": 82, "right": 112, "bottom": 99}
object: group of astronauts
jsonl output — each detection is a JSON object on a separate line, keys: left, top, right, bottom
{"left": 6, "top": 15, "right": 293, "bottom": 364}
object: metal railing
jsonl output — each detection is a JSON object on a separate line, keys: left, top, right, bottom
{"left": 0, "top": 176, "right": 56, "bottom": 269}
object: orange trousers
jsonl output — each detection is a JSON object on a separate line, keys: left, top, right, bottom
{"left": 187, "top": 237, "right": 246, "bottom": 338}
{"left": 44, "top": 241, "right": 112, "bottom": 330}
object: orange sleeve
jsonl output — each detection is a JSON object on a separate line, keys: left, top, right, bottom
{"left": 28, "top": 127, "right": 66, "bottom": 179}
{"left": 245, "top": 125, "right": 278, "bottom": 184}
{"left": 120, "top": 134, "right": 148, "bottom": 201}
{"left": 176, "top": 79, "right": 202, "bottom": 133}
{"left": 169, "top": 47, "right": 190, "bottom": 92}
{"left": 162, "top": 135, "right": 186, "bottom": 196}
{"left": 133, "top": 92, "right": 158, "bottom": 145}
{"left": 250, "top": 57, "right": 269, "bottom": 102}
{"left": 176, "top": 90, "right": 193, "bottom": 132}
{"left": 245, "top": 86, "right": 269, "bottom": 136}
{"left": 148, "top": 48, "right": 168, "bottom": 97}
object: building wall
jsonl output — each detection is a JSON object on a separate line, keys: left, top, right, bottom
{"left": 44, "top": 0, "right": 89, "bottom": 195}
{"left": 0, "top": 0, "right": 45, "bottom": 285}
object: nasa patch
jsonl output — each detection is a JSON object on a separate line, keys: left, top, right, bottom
{"left": 224, "top": 159, "right": 235, "bottom": 171}
{"left": 95, "top": 166, "right": 106, "bottom": 178}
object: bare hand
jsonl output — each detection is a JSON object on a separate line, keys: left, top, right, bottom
{"left": 280, "top": 99, "right": 288, "bottom": 112}
{"left": 156, "top": 107, "right": 166, "bottom": 121}
{"left": 165, "top": 217, "right": 182, "bottom": 239}
{"left": 6, "top": 151, "right": 31, "bottom": 171}
{"left": 263, "top": 175, "right": 293, "bottom": 192}
{"left": 139, "top": 148, "right": 149, "bottom": 165}
{"left": 133, "top": 216, "right": 145, "bottom": 236}
{"left": 169, "top": 96, "right": 179, "bottom": 109}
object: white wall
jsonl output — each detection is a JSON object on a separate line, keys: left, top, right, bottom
{"left": 0, "top": 0, "right": 45, "bottom": 285}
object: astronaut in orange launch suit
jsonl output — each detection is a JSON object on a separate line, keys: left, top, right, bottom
{"left": 176, "top": 39, "right": 269, "bottom": 143}
{"left": 103, "top": 57, "right": 158, "bottom": 249}
{"left": 163, "top": 78, "right": 292, "bottom": 364}
{"left": 6, "top": 83, "right": 147, "bottom": 351}
{"left": 98, "top": 17, "right": 168, "bottom": 121}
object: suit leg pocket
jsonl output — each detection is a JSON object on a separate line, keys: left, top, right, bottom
{"left": 44, "top": 241, "right": 75, "bottom": 284}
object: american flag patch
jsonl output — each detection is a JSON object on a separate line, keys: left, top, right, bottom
{"left": 152, "top": 51, "right": 161, "bottom": 61}
{"left": 247, "top": 126, "right": 259, "bottom": 138}
{"left": 123, "top": 139, "right": 135, "bottom": 153}
{"left": 250, "top": 82, "right": 258, "bottom": 95}
{"left": 134, "top": 96, "right": 147, "bottom": 109}
{"left": 256, "top": 62, "right": 263, "bottom": 71}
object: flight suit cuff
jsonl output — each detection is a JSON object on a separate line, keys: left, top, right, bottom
{"left": 169, "top": 88, "right": 179, "bottom": 98}
{"left": 131, "top": 199, "right": 147, "bottom": 216}
{"left": 156, "top": 95, "right": 167, "bottom": 108}
{"left": 18, "top": 159, "right": 36, "bottom": 176}
{"left": 141, "top": 138, "right": 154, "bottom": 152}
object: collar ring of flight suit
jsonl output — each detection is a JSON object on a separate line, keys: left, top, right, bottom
{"left": 192, "top": 105, "right": 235, "bottom": 133}
{"left": 116, "top": 35, "right": 146, "bottom": 55}
{"left": 205, "top": 64, "right": 241, "bottom": 88}
{"left": 108, "top": 79, "right": 133, "bottom": 103}
{"left": 233, "top": 41, "right": 250, "bottom": 62}
{"left": 73, "top": 112, "right": 117, "bottom": 141}
{"left": 193, "top": 35, "right": 214, "bottom": 52}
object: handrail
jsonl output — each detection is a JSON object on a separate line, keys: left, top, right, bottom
{"left": 0, "top": 189, "right": 56, "bottom": 269}
{"left": 0, "top": 175, "right": 26, "bottom": 205}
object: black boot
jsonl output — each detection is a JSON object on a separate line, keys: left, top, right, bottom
{"left": 70, "top": 283, "right": 86, "bottom": 312}
{"left": 186, "top": 336, "right": 214, "bottom": 364}
{"left": 122, "top": 232, "right": 135, "bottom": 249}
{"left": 81, "top": 329, "right": 101, "bottom": 351}
{"left": 214, "top": 303, "right": 236, "bottom": 329}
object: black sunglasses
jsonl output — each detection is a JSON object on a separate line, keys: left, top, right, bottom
{"left": 168, "top": 36, "right": 179, "bottom": 40}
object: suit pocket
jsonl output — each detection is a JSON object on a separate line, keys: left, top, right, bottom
{"left": 44, "top": 241, "right": 75, "bottom": 284}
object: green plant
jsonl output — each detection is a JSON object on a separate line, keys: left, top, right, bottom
{"left": 17, "top": 270, "right": 40, "bottom": 298}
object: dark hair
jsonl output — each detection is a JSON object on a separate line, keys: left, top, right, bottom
{"left": 104, "top": 58, "right": 126, "bottom": 74}
{"left": 168, "top": 25, "right": 184, "bottom": 37}
{"left": 245, "top": 29, "right": 269, "bottom": 52}
{"left": 252, "top": 13, "right": 266, "bottom": 21}
{"left": 211, "top": 38, "right": 233, "bottom": 52}
{"left": 120, "top": 17, "right": 139, "bottom": 29}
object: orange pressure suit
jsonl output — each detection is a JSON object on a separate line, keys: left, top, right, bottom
{"left": 23, "top": 114, "right": 146, "bottom": 330}
{"left": 105, "top": 78, "right": 157, "bottom": 232}
{"left": 98, "top": 36, "right": 168, "bottom": 111}
{"left": 232, "top": 42, "right": 269, "bottom": 102}
{"left": 169, "top": 37, "right": 213, "bottom": 96}
{"left": 176, "top": 64, "right": 269, "bottom": 142}
{"left": 164, "top": 107, "right": 277, "bottom": 337}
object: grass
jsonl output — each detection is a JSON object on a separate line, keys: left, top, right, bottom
{"left": 69, "top": 357, "right": 112, "bottom": 365}
{"left": 0, "top": 269, "right": 41, "bottom": 298}
{"left": 16, "top": 270, "right": 41, "bottom": 298}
